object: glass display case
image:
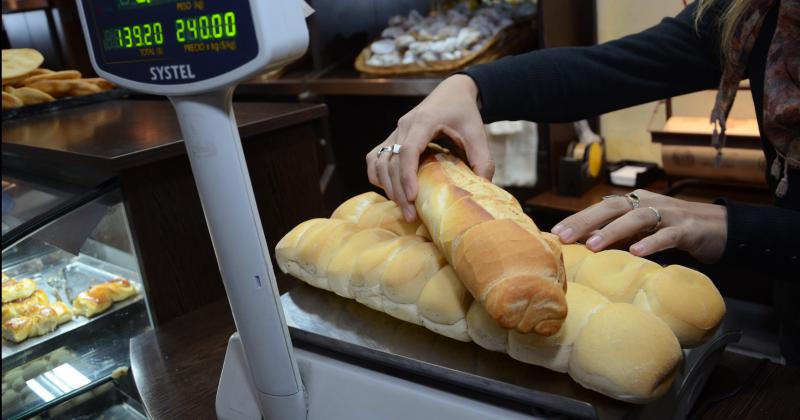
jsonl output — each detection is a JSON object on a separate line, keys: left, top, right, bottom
{"left": 2, "top": 172, "right": 151, "bottom": 420}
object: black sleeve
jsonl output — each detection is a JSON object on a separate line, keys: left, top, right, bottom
{"left": 715, "top": 199, "right": 800, "bottom": 279}
{"left": 461, "top": 2, "right": 724, "bottom": 123}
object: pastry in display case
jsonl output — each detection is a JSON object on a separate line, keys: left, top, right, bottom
{"left": 1, "top": 172, "right": 150, "bottom": 420}
{"left": 355, "top": 1, "right": 536, "bottom": 76}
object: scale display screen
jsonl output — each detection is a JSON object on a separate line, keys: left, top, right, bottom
{"left": 80, "top": 0, "right": 258, "bottom": 84}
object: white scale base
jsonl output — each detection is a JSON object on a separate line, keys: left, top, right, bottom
{"left": 216, "top": 333, "right": 540, "bottom": 420}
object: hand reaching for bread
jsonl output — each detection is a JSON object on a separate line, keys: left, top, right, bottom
{"left": 277, "top": 190, "right": 725, "bottom": 403}
{"left": 366, "top": 75, "right": 493, "bottom": 222}
{"left": 552, "top": 189, "right": 728, "bottom": 264}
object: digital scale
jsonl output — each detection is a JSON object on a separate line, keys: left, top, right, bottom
{"left": 73, "top": 1, "right": 537, "bottom": 419}
{"left": 74, "top": 1, "right": 739, "bottom": 419}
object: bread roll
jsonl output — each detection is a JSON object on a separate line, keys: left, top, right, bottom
{"left": 508, "top": 283, "right": 608, "bottom": 373}
{"left": 351, "top": 235, "right": 424, "bottom": 311}
{"left": 634, "top": 265, "right": 726, "bottom": 346}
{"left": 282, "top": 219, "right": 351, "bottom": 288}
{"left": 465, "top": 302, "right": 508, "bottom": 352}
{"left": 575, "top": 250, "right": 660, "bottom": 302}
{"left": 331, "top": 192, "right": 386, "bottom": 222}
{"left": 381, "top": 242, "right": 447, "bottom": 324}
{"left": 561, "top": 244, "right": 594, "bottom": 283}
{"left": 327, "top": 228, "right": 397, "bottom": 298}
{"left": 569, "top": 303, "right": 682, "bottom": 403}
{"left": 416, "top": 152, "right": 567, "bottom": 335}
{"left": 567, "top": 245, "right": 725, "bottom": 347}
{"left": 417, "top": 266, "right": 472, "bottom": 342}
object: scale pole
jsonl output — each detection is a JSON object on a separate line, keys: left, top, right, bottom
{"left": 171, "top": 88, "right": 306, "bottom": 420}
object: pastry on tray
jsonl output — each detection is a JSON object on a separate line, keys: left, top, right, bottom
{"left": 72, "top": 278, "right": 138, "bottom": 318}
{"left": 2, "top": 277, "right": 37, "bottom": 303}
{"left": 2, "top": 289, "right": 50, "bottom": 322}
{"left": 1, "top": 304, "right": 63, "bottom": 343}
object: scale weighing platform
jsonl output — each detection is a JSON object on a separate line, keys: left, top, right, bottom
{"left": 74, "top": 1, "right": 739, "bottom": 419}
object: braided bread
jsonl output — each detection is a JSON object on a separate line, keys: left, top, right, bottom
{"left": 276, "top": 193, "right": 686, "bottom": 403}
{"left": 416, "top": 152, "right": 567, "bottom": 335}
{"left": 563, "top": 244, "right": 726, "bottom": 347}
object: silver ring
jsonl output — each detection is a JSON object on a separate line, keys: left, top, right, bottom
{"left": 392, "top": 143, "right": 402, "bottom": 154}
{"left": 646, "top": 207, "right": 662, "bottom": 232}
{"left": 377, "top": 146, "right": 392, "bottom": 158}
{"left": 625, "top": 192, "right": 641, "bottom": 209}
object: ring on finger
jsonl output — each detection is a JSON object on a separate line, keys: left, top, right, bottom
{"left": 377, "top": 146, "right": 392, "bottom": 158}
{"left": 646, "top": 206, "right": 662, "bottom": 232}
{"left": 391, "top": 143, "right": 402, "bottom": 154}
{"left": 602, "top": 194, "right": 637, "bottom": 211}
{"left": 625, "top": 192, "right": 641, "bottom": 210}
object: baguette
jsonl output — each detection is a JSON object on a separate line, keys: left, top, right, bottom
{"left": 416, "top": 152, "right": 567, "bottom": 335}
{"left": 276, "top": 193, "right": 684, "bottom": 403}
{"left": 565, "top": 245, "right": 726, "bottom": 347}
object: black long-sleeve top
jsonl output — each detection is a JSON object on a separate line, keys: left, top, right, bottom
{"left": 462, "top": 1, "right": 799, "bottom": 277}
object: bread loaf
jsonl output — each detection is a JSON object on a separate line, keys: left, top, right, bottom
{"left": 416, "top": 152, "right": 567, "bottom": 335}
{"left": 276, "top": 192, "right": 685, "bottom": 403}
{"left": 566, "top": 245, "right": 726, "bottom": 347}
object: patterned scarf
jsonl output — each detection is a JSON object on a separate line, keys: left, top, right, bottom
{"left": 710, "top": 0, "right": 800, "bottom": 197}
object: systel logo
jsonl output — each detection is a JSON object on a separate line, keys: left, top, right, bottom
{"left": 149, "top": 64, "right": 197, "bottom": 81}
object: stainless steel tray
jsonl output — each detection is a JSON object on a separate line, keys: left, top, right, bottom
{"left": 2, "top": 250, "right": 143, "bottom": 361}
{"left": 282, "top": 285, "right": 741, "bottom": 420}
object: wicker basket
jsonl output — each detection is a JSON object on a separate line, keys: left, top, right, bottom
{"left": 354, "top": 20, "right": 534, "bottom": 77}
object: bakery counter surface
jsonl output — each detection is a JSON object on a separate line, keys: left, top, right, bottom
{"left": 525, "top": 179, "right": 772, "bottom": 216}
{"left": 130, "top": 293, "right": 799, "bottom": 420}
{"left": 1, "top": 100, "right": 328, "bottom": 173}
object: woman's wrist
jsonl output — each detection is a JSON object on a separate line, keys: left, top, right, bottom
{"left": 448, "top": 74, "right": 480, "bottom": 102}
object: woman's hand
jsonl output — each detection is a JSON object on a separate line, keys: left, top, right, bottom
{"left": 551, "top": 190, "right": 728, "bottom": 264}
{"left": 366, "top": 74, "right": 494, "bottom": 222}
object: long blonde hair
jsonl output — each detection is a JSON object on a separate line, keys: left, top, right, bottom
{"left": 694, "top": 0, "right": 752, "bottom": 69}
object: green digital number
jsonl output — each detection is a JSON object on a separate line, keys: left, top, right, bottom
{"left": 212, "top": 14, "right": 223, "bottom": 38}
{"left": 199, "top": 15, "right": 210, "bottom": 40}
{"left": 224, "top": 12, "right": 236, "bottom": 37}
{"left": 123, "top": 26, "right": 133, "bottom": 48}
{"left": 186, "top": 18, "right": 198, "bottom": 41}
{"left": 175, "top": 20, "right": 185, "bottom": 42}
{"left": 143, "top": 23, "right": 152, "bottom": 46}
{"left": 133, "top": 25, "right": 143, "bottom": 47}
{"left": 154, "top": 22, "right": 163, "bottom": 44}
{"left": 116, "top": 29, "right": 123, "bottom": 48}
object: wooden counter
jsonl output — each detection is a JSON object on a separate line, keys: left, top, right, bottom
{"left": 2, "top": 100, "right": 329, "bottom": 325}
{"left": 130, "top": 299, "right": 800, "bottom": 420}
{"left": 2, "top": 100, "right": 327, "bottom": 173}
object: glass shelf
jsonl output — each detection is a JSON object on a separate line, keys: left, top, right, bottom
{"left": 2, "top": 177, "right": 151, "bottom": 419}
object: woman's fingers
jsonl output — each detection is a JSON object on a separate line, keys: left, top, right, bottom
{"left": 584, "top": 207, "right": 662, "bottom": 251}
{"left": 375, "top": 150, "right": 393, "bottom": 200}
{"left": 551, "top": 195, "right": 633, "bottom": 243}
{"left": 366, "top": 144, "right": 381, "bottom": 187}
{"left": 398, "top": 123, "right": 435, "bottom": 202}
{"left": 389, "top": 154, "right": 415, "bottom": 221}
{"left": 630, "top": 227, "right": 684, "bottom": 257}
